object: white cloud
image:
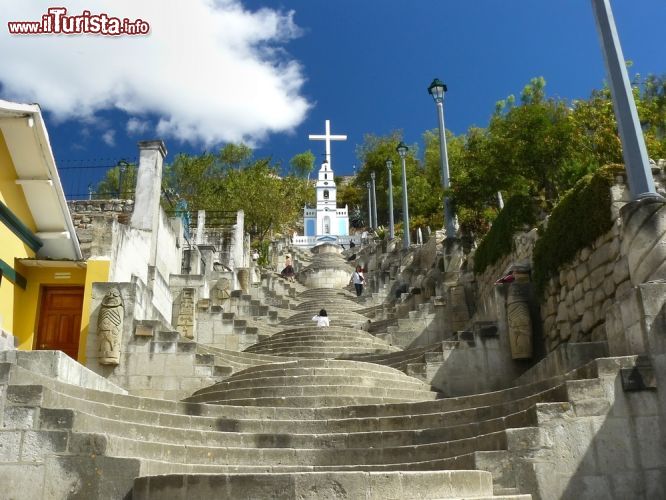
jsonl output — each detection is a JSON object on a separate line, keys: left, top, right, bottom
{"left": 126, "top": 117, "right": 150, "bottom": 136}
{"left": 102, "top": 129, "right": 116, "bottom": 146}
{"left": 0, "top": 1, "right": 310, "bottom": 146}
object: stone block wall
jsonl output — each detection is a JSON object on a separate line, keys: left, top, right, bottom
{"left": 540, "top": 221, "right": 631, "bottom": 352}
{"left": 68, "top": 199, "right": 134, "bottom": 259}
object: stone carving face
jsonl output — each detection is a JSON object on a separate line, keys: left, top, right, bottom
{"left": 102, "top": 288, "right": 122, "bottom": 308}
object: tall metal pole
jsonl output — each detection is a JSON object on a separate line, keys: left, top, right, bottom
{"left": 370, "top": 172, "right": 378, "bottom": 232}
{"left": 591, "top": 0, "right": 657, "bottom": 199}
{"left": 366, "top": 182, "right": 373, "bottom": 229}
{"left": 428, "top": 79, "right": 456, "bottom": 237}
{"left": 386, "top": 160, "right": 395, "bottom": 240}
{"left": 435, "top": 99, "right": 456, "bottom": 237}
{"left": 397, "top": 143, "right": 411, "bottom": 248}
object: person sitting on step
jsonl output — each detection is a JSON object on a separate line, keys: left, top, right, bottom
{"left": 281, "top": 264, "right": 295, "bottom": 282}
{"left": 312, "top": 309, "right": 329, "bottom": 327}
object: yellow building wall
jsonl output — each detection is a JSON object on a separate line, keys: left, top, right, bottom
{"left": 78, "top": 258, "right": 111, "bottom": 363}
{"left": 14, "top": 265, "right": 87, "bottom": 352}
{"left": 0, "top": 130, "right": 111, "bottom": 363}
{"left": 13, "top": 259, "right": 111, "bottom": 363}
{"left": 0, "top": 131, "right": 37, "bottom": 229}
{"left": 0, "top": 130, "right": 37, "bottom": 337}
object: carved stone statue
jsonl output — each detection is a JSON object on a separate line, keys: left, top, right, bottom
{"left": 97, "top": 288, "right": 124, "bottom": 365}
{"left": 176, "top": 288, "right": 196, "bottom": 339}
{"left": 215, "top": 278, "right": 231, "bottom": 304}
{"left": 506, "top": 281, "right": 533, "bottom": 359}
{"left": 237, "top": 268, "right": 250, "bottom": 293}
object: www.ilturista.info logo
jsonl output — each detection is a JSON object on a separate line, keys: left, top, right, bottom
{"left": 8, "top": 7, "right": 150, "bottom": 36}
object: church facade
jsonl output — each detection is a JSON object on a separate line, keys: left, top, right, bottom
{"left": 303, "top": 161, "right": 349, "bottom": 239}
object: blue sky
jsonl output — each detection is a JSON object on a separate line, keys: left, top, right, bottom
{"left": 1, "top": 1, "right": 665, "bottom": 198}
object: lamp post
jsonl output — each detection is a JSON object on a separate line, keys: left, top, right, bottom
{"left": 386, "top": 159, "right": 395, "bottom": 240}
{"left": 117, "top": 159, "right": 129, "bottom": 199}
{"left": 366, "top": 181, "right": 373, "bottom": 229}
{"left": 397, "top": 142, "right": 410, "bottom": 248}
{"left": 590, "top": 0, "right": 657, "bottom": 199}
{"left": 370, "top": 172, "right": 378, "bottom": 232}
{"left": 428, "top": 78, "right": 456, "bottom": 238}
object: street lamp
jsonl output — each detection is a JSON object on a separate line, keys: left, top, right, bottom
{"left": 590, "top": 0, "right": 657, "bottom": 199}
{"left": 428, "top": 78, "right": 456, "bottom": 238}
{"left": 370, "top": 172, "right": 378, "bottom": 233}
{"left": 366, "top": 181, "right": 373, "bottom": 230}
{"left": 397, "top": 141, "right": 410, "bottom": 248}
{"left": 386, "top": 159, "right": 395, "bottom": 240}
{"left": 117, "top": 159, "right": 129, "bottom": 199}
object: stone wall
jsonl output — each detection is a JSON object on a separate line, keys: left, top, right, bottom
{"left": 68, "top": 199, "right": 134, "bottom": 259}
{"left": 540, "top": 220, "right": 631, "bottom": 351}
{"left": 540, "top": 178, "right": 635, "bottom": 352}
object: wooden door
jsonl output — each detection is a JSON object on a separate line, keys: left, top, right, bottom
{"left": 36, "top": 286, "right": 84, "bottom": 360}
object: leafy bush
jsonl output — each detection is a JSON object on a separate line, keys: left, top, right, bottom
{"left": 532, "top": 164, "right": 623, "bottom": 296}
{"left": 473, "top": 195, "right": 537, "bottom": 274}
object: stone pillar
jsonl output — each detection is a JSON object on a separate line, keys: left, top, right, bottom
{"left": 130, "top": 141, "right": 167, "bottom": 269}
{"left": 196, "top": 210, "right": 206, "bottom": 245}
{"left": 231, "top": 210, "right": 245, "bottom": 269}
{"left": 130, "top": 141, "right": 167, "bottom": 232}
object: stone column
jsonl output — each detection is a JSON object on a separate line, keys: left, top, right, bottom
{"left": 130, "top": 140, "right": 167, "bottom": 268}
{"left": 196, "top": 210, "right": 206, "bottom": 245}
{"left": 131, "top": 141, "right": 167, "bottom": 232}
{"left": 231, "top": 210, "right": 245, "bottom": 269}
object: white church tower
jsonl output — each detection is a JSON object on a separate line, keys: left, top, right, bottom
{"left": 303, "top": 160, "right": 349, "bottom": 239}
{"left": 295, "top": 119, "right": 354, "bottom": 246}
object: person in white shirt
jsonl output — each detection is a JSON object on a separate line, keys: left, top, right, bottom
{"left": 312, "top": 309, "right": 329, "bottom": 327}
{"left": 350, "top": 265, "right": 365, "bottom": 297}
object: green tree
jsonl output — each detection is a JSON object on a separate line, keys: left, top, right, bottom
{"left": 95, "top": 162, "right": 137, "bottom": 198}
{"left": 219, "top": 143, "right": 253, "bottom": 170}
{"left": 289, "top": 150, "right": 316, "bottom": 179}
{"left": 354, "top": 131, "right": 429, "bottom": 227}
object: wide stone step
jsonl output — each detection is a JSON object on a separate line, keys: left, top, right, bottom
{"left": 295, "top": 299, "right": 363, "bottom": 311}
{"left": 245, "top": 337, "right": 396, "bottom": 350}
{"left": 39, "top": 404, "right": 534, "bottom": 451}
{"left": 245, "top": 347, "right": 397, "bottom": 358}
{"left": 191, "top": 374, "right": 430, "bottom": 393}
{"left": 23, "top": 381, "right": 551, "bottom": 436}
{"left": 215, "top": 366, "right": 426, "bottom": 386}
{"left": 279, "top": 311, "right": 369, "bottom": 327}
{"left": 95, "top": 429, "right": 510, "bottom": 466}
{"left": 5, "top": 361, "right": 567, "bottom": 424}
{"left": 184, "top": 384, "right": 439, "bottom": 404}
{"left": 133, "top": 470, "right": 496, "bottom": 500}
{"left": 192, "top": 395, "right": 437, "bottom": 408}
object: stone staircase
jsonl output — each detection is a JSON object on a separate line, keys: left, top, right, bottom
{"left": 3, "top": 347, "right": 639, "bottom": 498}
{"left": 4, "top": 240, "right": 661, "bottom": 499}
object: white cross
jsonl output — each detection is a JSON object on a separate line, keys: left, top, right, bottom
{"left": 308, "top": 119, "right": 347, "bottom": 169}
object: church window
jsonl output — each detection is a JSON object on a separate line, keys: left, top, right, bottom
{"left": 324, "top": 174, "right": 327, "bottom": 179}
{"left": 323, "top": 190, "right": 329, "bottom": 199}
